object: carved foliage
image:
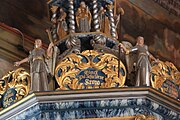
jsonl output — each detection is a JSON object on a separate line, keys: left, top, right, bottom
{"left": 55, "top": 50, "right": 126, "bottom": 90}
{"left": 151, "top": 61, "right": 180, "bottom": 99}
{"left": 135, "top": 114, "right": 156, "bottom": 120}
{"left": 0, "top": 68, "right": 30, "bottom": 108}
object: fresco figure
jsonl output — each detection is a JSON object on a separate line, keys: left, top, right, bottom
{"left": 164, "top": 28, "right": 180, "bottom": 68}
{"left": 57, "top": 8, "right": 68, "bottom": 40}
{"left": 14, "top": 39, "right": 54, "bottom": 91}
{"left": 120, "top": 36, "right": 156, "bottom": 86}
{"left": 76, "top": 1, "right": 92, "bottom": 32}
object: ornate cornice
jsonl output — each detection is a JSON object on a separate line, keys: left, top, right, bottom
{"left": 0, "top": 87, "right": 179, "bottom": 120}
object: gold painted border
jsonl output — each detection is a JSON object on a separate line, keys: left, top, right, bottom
{"left": 81, "top": 116, "right": 136, "bottom": 120}
{"left": 0, "top": 93, "right": 35, "bottom": 115}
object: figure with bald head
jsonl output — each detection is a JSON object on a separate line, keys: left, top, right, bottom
{"left": 14, "top": 39, "right": 54, "bottom": 92}
{"left": 120, "top": 36, "right": 156, "bottom": 86}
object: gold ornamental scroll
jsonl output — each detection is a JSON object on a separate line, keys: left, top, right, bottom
{"left": 0, "top": 68, "right": 30, "bottom": 108}
{"left": 55, "top": 50, "right": 126, "bottom": 90}
{"left": 81, "top": 114, "right": 156, "bottom": 120}
{"left": 150, "top": 60, "right": 180, "bottom": 99}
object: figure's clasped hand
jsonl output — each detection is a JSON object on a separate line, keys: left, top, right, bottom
{"left": 45, "top": 28, "right": 50, "bottom": 33}
{"left": 49, "top": 42, "right": 54, "bottom": 48}
{"left": 48, "top": 42, "right": 54, "bottom": 49}
{"left": 14, "top": 62, "right": 20, "bottom": 67}
{"left": 118, "top": 43, "right": 129, "bottom": 54}
{"left": 154, "top": 58, "right": 160, "bottom": 63}
{"left": 118, "top": 43, "right": 123, "bottom": 47}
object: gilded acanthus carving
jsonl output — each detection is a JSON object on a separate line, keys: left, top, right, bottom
{"left": 1, "top": 68, "right": 30, "bottom": 99}
{"left": 55, "top": 50, "right": 126, "bottom": 90}
{"left": 0, "top": 68, "right": 30, "bottom": 108}
{"left": 150, "top": 60, "right": 180, "bottom": 99}
{"left": 135, "top": 114, "right": 156, "bottom": 120}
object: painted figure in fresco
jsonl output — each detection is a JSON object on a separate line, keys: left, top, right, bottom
{"left": 98, "top": 6, "right": 110, "bottom": 35}
{"left": 57, "top": 8, "right": 68, "bottom": 40}
{"left": 76, "top": 1, "right": 92, "bottom": 32}
{"left": 14, "top": 39, "right": 54, "bottom": 91}
{"left": 120, "top": 36, "right": 156, "bottom": 86}
{"left": 164, "top": 28, "right": 180, "bottom": 68}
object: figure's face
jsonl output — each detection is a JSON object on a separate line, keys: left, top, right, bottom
{"left": 100, "top": 7, "right": 103, "bottom": 11}
{"left": 60, "top": 8, "right": 63, "bottom": 12}
{"left": 137, "top": 37, "right": 144, "bottom": 45}
{"left": 35, "top": 39, "right": 42, "bottom": 48}
{"left": 80, "top": 2, "right": 86, "bottom": 8}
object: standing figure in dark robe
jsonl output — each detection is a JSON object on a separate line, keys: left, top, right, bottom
{"left": 114, "top": 8, "right": 124, "bottom": 39}
{"left": 76, "top": 1, "right": 92, "bottom": 32}
{"left": 14, "top": 39, "right": 54, "bottom": 91}
{"left": 98, "top": 7, "right": 106, "bottom": 33}
{"left": 120, "top": 36, "right": 156, "bottom": 86}
{"left": 98, "top": 6, "right": 110, "bottom": 36}
{"left": 57, "top": 8, "right": 68, "bottom": 40}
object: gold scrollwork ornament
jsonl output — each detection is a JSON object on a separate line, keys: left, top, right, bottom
{"left": 135, "top": 114, "right": 156, "bottom": 120}
{"left": 1, "top": 68, "right": 30, "bottom": 100}
{"left": 55, "top": 50, "right": 126, "bottom": 90}
{"left": 150, "top": 60, "right": 180, "bottom": 99}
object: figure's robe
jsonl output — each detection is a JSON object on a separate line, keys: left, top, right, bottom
{"left": 29, "top": 48, "right": 48, "bottom": 91}
{"left": 129, "top": 45, "right": 151, "bottom": 86}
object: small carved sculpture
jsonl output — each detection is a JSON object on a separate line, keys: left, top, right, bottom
{"left": 14, "top": 39, "right": 54, "bottom": 92}
{"left": 57, "top": 8, "right": 68, "bottom": 40}
{"left": 76, "top": 1, "right": 92, "bottom": 32}
{"left": 98, "top": 6, "right": 110, "bottom": 36}
{"left": 120, "top": 36, "right": 156, "bottom": 86}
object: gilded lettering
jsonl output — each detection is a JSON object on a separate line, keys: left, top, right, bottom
{"left": 85, "top": 79, "right": 100, "bottom": 85}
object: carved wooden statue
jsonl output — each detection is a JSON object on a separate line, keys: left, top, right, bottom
{"left": 120, "top": 36, "right": 156, "bottom": 86}
{"left": 98, "top": 6, "right": 110, "bottom": 36}
{"left": 76, "top": 1, "right": 92, "bottom": 32}
{"left": 57, "top": 8, "right": 68, "bottom": 40}
{"left": 14, "top": 39, "right": 54, "bottom": 92}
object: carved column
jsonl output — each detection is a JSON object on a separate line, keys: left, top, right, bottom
{"left": 92, "top": 0, "right": 100, "bottom": 32}
{"left": 65, "top": 0, "right": 80, "bottom": 54}
{"left": 107, "top": 2, "right": 117, "bottom": 40}
{"left": 68, "top": 0, "right": 75, "bottom": 33}
{"left": 91, "top": 0, "right": 106, "bottom": 48}
{"left": 50, "top": 6, "right": 58, "bottom": 40}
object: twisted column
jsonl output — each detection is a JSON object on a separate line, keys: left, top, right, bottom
{"left": 66, "top": 0, "right": 80, "bottom": 53}
{"left": 91, "top": 0, "right": 105, "bottom": 47}
{"left": 68, "top": 0, "right": 75, "bottom": 33}
{"left": 50, "top": 6, "right": 58, "bottom": 40}
{"left": 66, "top": 35, "right": 80, "bottom": 49}
{"left": 92, "top": 0, "right": 100, "bottom": 32}
{"left": 107, "top": 3, "right": 117, "bottom": 40}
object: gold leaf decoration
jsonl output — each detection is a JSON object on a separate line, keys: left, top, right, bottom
{"left": 0, "top": 68, "right": 30, "bottom": 101}
{"left": 150, "top": 61, "right": 180, "bottom": 99}
{"left": 135, "top": 114, "right": 156, "bottom": 120}
{"left": 55, "top": 50, "right": 126, "bottom": 90}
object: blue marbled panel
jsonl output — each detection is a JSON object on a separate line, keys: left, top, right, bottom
{"left": 10, "top": 98, "right": 179, "bottom": 120}
{"left": 11, "top": 104, "right": 41, "bottom": 120}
